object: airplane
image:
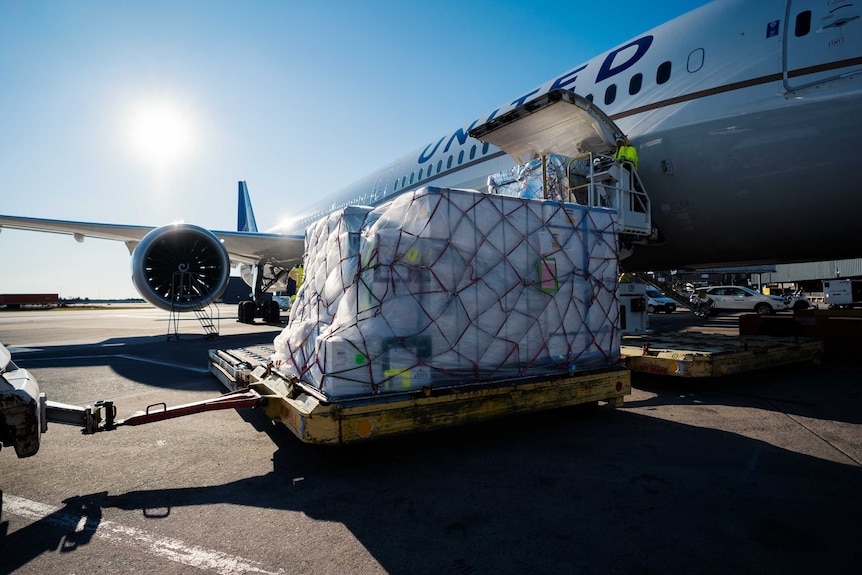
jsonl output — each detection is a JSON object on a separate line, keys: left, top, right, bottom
{"left": 1, "top": 0, "right": 861, "bottom": 323}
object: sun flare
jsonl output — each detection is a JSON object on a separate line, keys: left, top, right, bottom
{"left": 126, "top": 99, "right": 195, "bottom": 168}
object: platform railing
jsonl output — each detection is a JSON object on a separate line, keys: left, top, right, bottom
{"left": 566, "top": 153, "right": 652, "bottom": 237}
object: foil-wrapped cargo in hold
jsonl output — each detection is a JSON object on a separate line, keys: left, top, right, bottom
{"left": 486, "top": 154, "right": 570, "bottom": 201}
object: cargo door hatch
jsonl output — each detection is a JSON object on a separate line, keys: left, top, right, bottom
{"left": 469, "top": 89, "right": 654, "bottom": 241}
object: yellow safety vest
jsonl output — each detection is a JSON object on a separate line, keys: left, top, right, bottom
{"left": 288, "top": 265, "right": 304, "bottom": 287}
{"left": 614, "top": 145, "right": 639, "bottom": 169}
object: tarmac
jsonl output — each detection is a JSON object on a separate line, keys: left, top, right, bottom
{"left": 0, "top": 304, "right": 860, "bottom": 574}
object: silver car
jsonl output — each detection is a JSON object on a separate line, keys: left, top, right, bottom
{"left": 696, "top": 285, "right": 787, "bottom": 315}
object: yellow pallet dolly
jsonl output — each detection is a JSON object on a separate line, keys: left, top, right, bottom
{"left": 209, "top": 347, "right": 630, "bottom": 445}
{"left": 621, "top": 333, "right": 824, "bottom": 377}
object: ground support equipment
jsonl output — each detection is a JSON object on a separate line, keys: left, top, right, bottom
{"left": 621, "top": 332, "right": 823, "bottom": 377}
{"left": 209, "top": 346, "right": 630, "bottom": 445}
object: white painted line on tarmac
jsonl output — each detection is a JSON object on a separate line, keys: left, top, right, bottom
{"left": 116, "top": 354, "right": 211, "bottom": 374}
{"left": 13, "top": 353, "right": 210, "bottom": 374}
{"left": 3, "top": 494, "right": 285, "bottom": 575}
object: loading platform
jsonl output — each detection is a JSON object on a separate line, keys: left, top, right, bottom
{"left": 208, "top": 346, "right": 631, "bottom": 445}
{"left": 620, "top": 332, "right": 824, "bottom": 377}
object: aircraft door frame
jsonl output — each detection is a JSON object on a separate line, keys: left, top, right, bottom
{"left": 783, "top": 0, "right": 862, "bottom": 91}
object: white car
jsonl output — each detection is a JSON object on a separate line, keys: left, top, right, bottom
{"left": 696, "top": 285, "right": 787, "bottom": 315}
{"left": 645, "top": 289, "right": 676, "bottom": 313}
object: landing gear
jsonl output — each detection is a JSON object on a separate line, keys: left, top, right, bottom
{"left": 263, "top": 301, "right": 281, "bottom": 324}
{"left": 236, "top": 263, "right": 296, "bottom": 324}
{"left": 238, "top": 301, "right": 256, "bottom": 324}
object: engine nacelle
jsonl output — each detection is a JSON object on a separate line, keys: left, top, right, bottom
{"left": 131, "top": 223, "right": 230, "bottom": 312}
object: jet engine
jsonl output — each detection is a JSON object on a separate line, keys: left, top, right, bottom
{"left": 131, "top": 223, "right": 231, "bottom": 312}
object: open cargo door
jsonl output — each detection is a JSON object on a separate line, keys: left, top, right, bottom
{"left": 470, "top": 89, "right": 652, "bottom": 240}
{"left": 469, "top": 89, "right": 623, "bottom": 163}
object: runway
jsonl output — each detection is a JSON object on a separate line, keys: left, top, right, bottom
{"left": 1, "top": 305, "right": 860, "bottom": 574}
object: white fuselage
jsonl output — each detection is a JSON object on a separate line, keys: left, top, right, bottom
{"left": 277, "top": 0, "right": 862, "bottom": 270}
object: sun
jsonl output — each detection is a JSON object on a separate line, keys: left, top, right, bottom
{"left": 126, "top": 98, "right": 195, "bottom": 169}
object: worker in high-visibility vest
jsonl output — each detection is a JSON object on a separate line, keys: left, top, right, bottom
{"left": 613, "top": 136, "right": 639, "bottom": 170}
{"left": 287, "top": 264, "right": 304, "bottom": 302}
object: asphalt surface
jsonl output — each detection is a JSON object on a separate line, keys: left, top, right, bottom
{"left": 1, "top": 305, "right": 860, "bottom": 574}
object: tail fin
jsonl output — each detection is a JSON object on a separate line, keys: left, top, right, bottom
{"left": 237, "top": 181, "right": 259, "bottom": 232}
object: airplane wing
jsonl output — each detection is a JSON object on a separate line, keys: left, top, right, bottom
{"left": 209, "top": 229, "right": 305, "bottom": 266}
{"left": 0, "top": 214, "right": 153, "bottom": 248}
{"left": 0, "top": 214, "right": 305, "bottom": 267}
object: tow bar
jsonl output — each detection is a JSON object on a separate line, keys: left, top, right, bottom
{"left": 42, "top": 388, "right": 264, "bottom": 434}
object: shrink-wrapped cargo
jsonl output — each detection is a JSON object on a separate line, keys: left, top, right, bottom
{"left": 272, "top": 186, "right": 619, "bottom": 399}
{"left": 486, "top": 154, "right": 570, "bottom": 201}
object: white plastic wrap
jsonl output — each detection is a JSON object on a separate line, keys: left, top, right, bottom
{"left": 272, "top": 187, "right": 620, "bottom": 399}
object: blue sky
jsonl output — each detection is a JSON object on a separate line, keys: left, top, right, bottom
{"left": 0, "top": 0, "right": 711, "bottom": 299}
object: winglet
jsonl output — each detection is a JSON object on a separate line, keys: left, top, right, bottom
{"left": 237, "top": 181, "right": 259, "bottom": 232}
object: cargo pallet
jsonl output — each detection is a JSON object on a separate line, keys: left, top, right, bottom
{"left": 209, "top": 346, "right": 631, "bottom": 445}
{"left": 620, "top": 332, "right": 823, "bottom": 377}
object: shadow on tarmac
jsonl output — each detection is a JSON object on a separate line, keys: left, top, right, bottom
{"left": 8, "top": 331, "right": 279, "bottom": 392}
{"left": 3, "top": 401, "right": 861, "bottom": 574}
{"left": 3, "top": 310, "right": 860, "bottom": 573}
{"left": 628, "top": 361, "right": 862, "bottom": 426}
